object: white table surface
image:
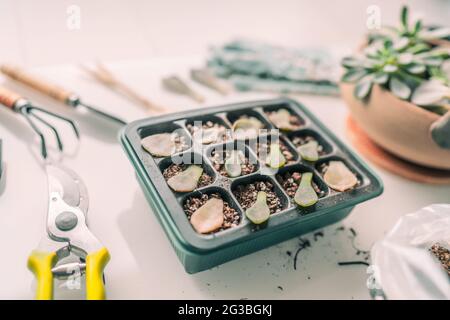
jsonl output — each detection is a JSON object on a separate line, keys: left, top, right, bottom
{"left": 0, "top": 58, "right": 449, "bottom": 300}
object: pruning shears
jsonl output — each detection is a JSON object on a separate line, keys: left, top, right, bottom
{"left": 27, "top": 164, "right": 110, "bottom": 300}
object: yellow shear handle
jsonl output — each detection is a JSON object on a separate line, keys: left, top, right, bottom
{"left": 27, "top": 250, "right": 57, "bottom": 300}
{"left": 86, "top": 247, "right": 110, "bottom": 300}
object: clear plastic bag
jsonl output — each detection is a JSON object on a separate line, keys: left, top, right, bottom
{"left": 371, "top": 204, "right": 450, "bottom": 300}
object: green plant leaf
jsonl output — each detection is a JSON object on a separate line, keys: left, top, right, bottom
{"left": 268, "top": 109, "right": 296, "bottom": 130}
{"left": 373, "top": 72, "right": 389, "bottom": 84}
{"left": 429, "top": 66, "right": 448, "bottom": 84}
{"left": 141, "top": 133, "right": 176, "bottom": 157}
{"left": 401, "top": 6, "right": 409, "bottom": 30}
{"left": 341, "top": 57, "right": 363, "bottom": 68}
{"left": 442, "top": 60, "right": 450, "bottom": 85}
{"left": 224, "top": 150, "right": 242, "bottom": 177}
{"left": 297, "top": 140, "right": 319, "bottom": 162}
{"left": 389, "top": 77, "right": 411, "bottom": 100}
{"left": 354, "top": 79, "right": 373, "bottom": 99}
{"left": 398, "top": 53, "right": 414, "bottom": 65}
{"left": 407, "top": 64, "right": 426, "bottom": 74}
{"left": 393, "top": 37, "right": 410, "bottom": 51}
{"left": 420, "top": 105, "right": 449, "bottom": 116}
{"left": 397, "top": 70, "right": 423, "bottom": 87}
{"left": 422, "top": 57, "right": 444, "bottom": 67}
{"left": 383, "top": 39, "right": 394, "bottom": 50}
{"left": 341, "top": 69, "right": 367, "bottom": 83}
{"left": 190, "top": 198, "right": 224, "bottom": 234}
{"left": 413, "top": 20, "right": 422, "bottom": 35}
{"left": 294, "top": 172, "right": 319, "bottom": 207}
{"left": 232, "top": 117, "right": 264, "bottom": 140}
{"left": 411, "top": 80, "right": 450, "bottom": 106}
{"left": 421, "top": 27, "right": 450, "bottom": 40}
{"left": 167, "top": 165, "right": 204, "bottom": 192}
{"left": 245, "top": 191, "right": 271, "bottom": 224}
{"left": 383, "top": 64, "right": 398, "bottom": 73}
{"left": 265, "top": 143, "right": 286, "bottom": 168}
{"left": 323, "top": 161, "right": 358, "bottom": 192}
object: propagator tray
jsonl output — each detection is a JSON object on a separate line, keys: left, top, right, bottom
{"left": 120, "top": 98, "right": 383, "bottom": 273}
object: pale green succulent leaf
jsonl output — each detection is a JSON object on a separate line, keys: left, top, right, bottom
{"left": 420, "top": 27, "right": 450, "bottom": 40}
{"left": 294, "top": 172, "right": 319, "bottom": 207}
{"left": 400, "top": 6, "right": 409, "bottom": 30}
{"left": 354, "top": 79, "right": 373, "bottom": 99}
{"left": 341, "top": 69, "right": 367, "bottom": 83}
{"left": 398, "top": 53, "right": 414, "bottom": 65}
{"left": 407, "top": 64, "right": 426, "bottom": 74}
{"left": 383, "top": 64, "right": 398, "bottom": 73}
{"left": 373, "top": 72, "right": 389, "bottom": 84}
{"left": 393, "top": 37, "right": 410, "bottom": 51}
{"left": 411, "top": 80, "right": 450, "bottom": 106}
{"left": 341, "top": 56, "right": 364, "bottom": 68}
{"left": 297, "top": 141, "right": 319, "bottom": 162}
{"left": 389, "top": 77, "right": 411, "bottom": 100}
{"left": 245, "top": 191, "right": 271, "bottom": 224}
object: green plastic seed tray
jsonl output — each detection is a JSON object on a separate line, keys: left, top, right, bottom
{"left": 120, "top": 98, "right": 383, "bottom": 273}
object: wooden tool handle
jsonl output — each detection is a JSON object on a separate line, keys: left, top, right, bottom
{"left": 0, "top": 65, "right": 73, "bottom": 103}
{"left": 0, "top": 86, "right": 23, "bottom": 109}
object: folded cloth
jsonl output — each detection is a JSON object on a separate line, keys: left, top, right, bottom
{"left": 208, "top": 39, "right": 340, "bottom": 96}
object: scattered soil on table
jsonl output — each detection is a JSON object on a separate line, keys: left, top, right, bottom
{"left": 429, "top": 243, "right": 450, "bottom": 276}
{"left": 290, "top": 135, "right": 326, "bottom": 156}
{"left": 265, "top": 110, "right": 303, "bottom": 130}
{"left": 257, "top": 139, "right": 296, "bottom": 165}
{"left": 186, "top": 120, "right": 230, "bottom": 144}
{"left": 293, "top": 237, "right": 311, "bottom": 270}
{"left": 183, "top": 193, "right": 241, "bottom": 232}
{"left": 163, "top": 164, "right": 213, "bottom": 188}
{"left": 313, "top": 231, "right": 324, "bottom": 241}
{"left": 210, "top": 149, "right": 256, "bottom": 177}
{"left": 276, "top": 171, "right": 326, "bottom": 198}
{"left": 286, "top": 226, "right": 370, "bottom": 271}
{"left": 337, "top": 261, "right": 370, "bottom": 266}
{"left": 233, "top": 180, "right": 284, "bottom": 214}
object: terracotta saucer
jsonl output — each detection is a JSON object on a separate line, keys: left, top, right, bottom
{"left": 346, "top": 116, "right": 450, "bottom": 184}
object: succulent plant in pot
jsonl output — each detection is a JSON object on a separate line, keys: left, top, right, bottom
{"left": 340, "top": 5, "right": 450, "bottom": 170}
{"left": 368, "top": 6, "right": 450, "bottom": 49}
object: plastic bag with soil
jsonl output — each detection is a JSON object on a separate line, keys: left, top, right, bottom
{"left": 371, "top": 204, "right": 450, "bottom": 300}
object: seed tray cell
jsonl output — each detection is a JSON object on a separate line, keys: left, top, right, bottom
{"left": 121, "top": 98, "right": 383, "bottom": 273}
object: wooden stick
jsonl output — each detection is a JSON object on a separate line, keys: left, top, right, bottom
{"left": 80, "top": 62, "right": 166, "bottom": 113}
{"left": 1, "top": 65, "right": 73, "bottom": 103}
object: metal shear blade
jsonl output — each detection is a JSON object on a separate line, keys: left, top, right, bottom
{"left": 28, "top": 164, "right": 110, "bottom": 300}
{"left": 47, "top": 164, "right": 89, "bottom": 215}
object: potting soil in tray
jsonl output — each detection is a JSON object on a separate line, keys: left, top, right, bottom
{"left": 120, "top": 98, "right": 383, "bottom": 273}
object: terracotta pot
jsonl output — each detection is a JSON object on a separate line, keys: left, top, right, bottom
{"left": 340, "top": 83, "right": 450, "bottom": 170}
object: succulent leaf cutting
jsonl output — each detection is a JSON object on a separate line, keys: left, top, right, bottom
{"left": 224, "top": 150, "right": 243, "bottom": 177}
{"left": 232, "top": 117, "right": 264, "bottom": 139}
{"left": 265, "top": 143, "right": 287, "bottom": 169}
{"left": 323, "top": 161, "right": 358, "bottom": 192}
{"left": 294, "top": 172, "right": 319, "bottom": 207}
{"left": 297, "top": 140, "right": 319, "bottom": 162}
{"left": 167, "top": 165, "right": 204, "bottom": 192}
{"left": 245, "top": 191, "right": 271, "bottom": 225}
{"left": 190, "top": 198, "right": 224, "bottom": 234}
{"left": 142, "top": 133, "right": 177, "bottom": 157}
